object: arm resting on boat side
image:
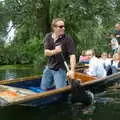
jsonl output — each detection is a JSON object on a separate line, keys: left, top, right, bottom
{"left": 67, "top": 54, "right": 76, "bottom": 79}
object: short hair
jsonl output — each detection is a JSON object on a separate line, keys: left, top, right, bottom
{"left": 115, "top": 23, "right": 120, "bottom": 27}
{"left": 51, "top": 18, "right": 65, "bottom": 30}
{"left": 85, "top": 49, "right": 95, "bottom": 56}
{"left": 101, "top": 52, "right": 107, "bottom": 57}
{"left": 113, "top": 52, "right": 120, "bottom": 59}
{"left": 110, "top": 33, "right": 116, "bottom": 37}
{"left": 101, "top": 52, "right": 107, "bottom": 56}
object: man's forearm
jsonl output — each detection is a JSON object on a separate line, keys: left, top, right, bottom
{"left": 70, "top": 54, "right": 76, "bottom": 71}
{"left": 45, "top": 46, "right": 62, "bottom": 56}
{"left": 44, "top": 49, "right": 56, "bottom": 56}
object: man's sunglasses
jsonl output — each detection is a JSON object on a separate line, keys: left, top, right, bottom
{"left": 56, "top": 25, "right": 65, "bottom": 28}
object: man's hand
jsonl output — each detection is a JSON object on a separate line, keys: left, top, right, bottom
{"left": 55, "top": 45, "right": 62, "bottom": 54}
{"left": 45, "top": 45, "right": 62, "bottom": 56}
{"left": 67, "top": 70, "right": 75, "bottom": 79}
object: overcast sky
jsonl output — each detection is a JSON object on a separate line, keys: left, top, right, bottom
{"left": 6, "top": 21, "right": 15, "bottom": 43}
{"left": 0, "top": 0, "right": 15, "bottom": 43}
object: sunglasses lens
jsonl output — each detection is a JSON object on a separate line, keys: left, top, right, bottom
{"left": 56, "top": 25, "right": 64, "bottom": 28}
{"left": 59, "top": 26, "right": 64, "bottom": 28}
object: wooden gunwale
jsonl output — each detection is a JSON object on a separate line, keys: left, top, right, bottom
{"left": 0, "top": 75, "right": 40, "bottom": 85}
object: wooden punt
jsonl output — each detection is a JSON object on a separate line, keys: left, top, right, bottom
{"left": 0, "top": 72, "right": 120, "bottom": 107}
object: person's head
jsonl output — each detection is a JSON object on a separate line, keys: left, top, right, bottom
{"left": 51, "top": 18, "right": 65, "bottom": 36}
{"left": 110, "top": 33, "right": 115, "bottom": 38}
{"left": 113, "top": 53, "right": 120, "bottom": 61}
{"left": 85, "top": 49, "right": 95, "bottom": 60}
{"left": 108, "top": 53, "right": 112, "bottom": 58}
{"left": 101, "top": 52, "right": 108, "bottom": 60}
{"left": 81, "top": 50, "right": 86, "bottom": 56}
{"left": 115, "top": 23, "right": 120, "bottom": 31}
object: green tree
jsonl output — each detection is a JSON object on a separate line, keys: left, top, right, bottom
{"left": 0, "top": 0, "right": 120, "bottom": 65}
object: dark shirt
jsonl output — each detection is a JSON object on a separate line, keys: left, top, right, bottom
{"left": 115, "top": 31, "right": 120, "bottom": 44}
{"left": 44, "top": 33, "right": 75, "bottom": 70}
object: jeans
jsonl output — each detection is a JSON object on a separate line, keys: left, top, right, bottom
{"left": 41, "top": 67, "right": 67, "bottom": 89}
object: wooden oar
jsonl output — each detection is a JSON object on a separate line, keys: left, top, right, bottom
{"left": 61, "top": 53, "right": 94, "bottom": 105}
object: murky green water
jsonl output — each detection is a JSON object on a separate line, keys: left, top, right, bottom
{"left": 0, "top": 65, "right": 120, "bottom": 120}
{"left": 0, "top": 65, "right": 42, "bottom": 80}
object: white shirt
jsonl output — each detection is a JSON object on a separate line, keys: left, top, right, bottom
{"left": 111, "top": 38, "right": 118, "bottom": 50}
{"left": 87, "top": 56, "right": 106, "bottom": 78}
{"left": 99, "top": 58, "right": 112, "bottom": 67}
{"left": 112, "top": 61, "right": 119, "bottom": 68}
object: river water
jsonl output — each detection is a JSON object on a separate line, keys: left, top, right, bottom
{"left": 0, "top": 67, "right": 120, "bottom": 120}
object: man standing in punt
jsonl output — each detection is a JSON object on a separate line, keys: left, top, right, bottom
{"left": 41, "top": 18, "right": 76, "bottom": 90}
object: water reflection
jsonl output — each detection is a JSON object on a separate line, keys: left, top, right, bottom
{"left": 5, "top": 69, "right": 16, "bottom": 80}
{"left": 0, "top": 68, "right": 41, "bottom": 80}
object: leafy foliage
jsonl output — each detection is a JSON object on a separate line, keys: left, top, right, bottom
{"left": 0, "top": 0, "right": 120, "bottom": 65}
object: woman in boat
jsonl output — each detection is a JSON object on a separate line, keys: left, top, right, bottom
{"left": 99, "top": 52, "right": 111, "bottom": 67}
{"left": 99, "top": 52, "right": 112, "bottom": 75}
{"left": 110, "top": 53, "right": 120, "bottom": 74}
{"left": 79, "top": 50, "right": 89, "bottom": 64}
{"left": 41, "top": 18, "right": 76, "bottom": 90}
{"left": 85, "top": 49, "right": 106, "bottom": 78}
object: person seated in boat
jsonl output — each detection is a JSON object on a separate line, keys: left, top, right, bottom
{"left": 41, "top": 18, "right": 76, "bottom": 90}
{"left": 79, "top": 50, "right": 89, "bottom": 64}
{"left": 99, "top": 52, "right": 111, "bottom": 69}
{"left": 99, "top": 52, "right": 114, "bottom": 75}
{"left": 108, "top": 52, "right": 113, "bottom": 59}
{"left": 99, "top": 52, "right": 111, "bottom": 65}
{"left": 85, "top": 49, "right": 106, "bottom": 78}
{"left": 110, "top": 53, "right": 120, "bottom": 74}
